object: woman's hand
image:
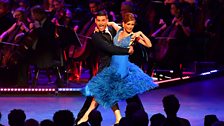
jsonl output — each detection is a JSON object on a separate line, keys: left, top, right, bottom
{"left": 94, "top": 27, "right": 100, "bottom": 33}
{"left": 133, "top": 31, "right": 152, "bottom": 48}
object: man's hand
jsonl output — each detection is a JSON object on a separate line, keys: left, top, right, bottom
{"left": 128, "top": 46, "right": 134, "bottom": 55}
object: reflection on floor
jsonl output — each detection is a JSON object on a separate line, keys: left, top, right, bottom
{"left": 0, "top": 76, "right": 224, "bottom": 126}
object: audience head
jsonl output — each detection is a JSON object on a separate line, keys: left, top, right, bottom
{"left": 40, "top": 119, "right": 55, "bottom": 126}
{"left": 150, "top": 113, "right": 166, "bottom": 126}
{"left": 170, "top": 2, "right": 183, "bottom": 17}
{"left": 212, "top": 121, "right": 224, "bottom": 126}
{"left": 0, "top": 0, "right": 10, "bottom": 16}
{"left": 8, "top": 109, "right": 26, "bottom": 126}
{"left": 52, "top": 0, "right": 64, "bottom": 11}
{"left": 89, "top": 0, "right": 100, "bottom": 15}
{"left": 119, "top": 117, "right": 130, "bottom": 126}
{"left": 25, "top": 118, "right": 39, "bottom": 126}
{"left": 53, "top": 110, "right": 75, "bottom": 126}
{"left": 204, "top": 115, "right": 219, "bottom": 126}
{"left": 162, "top": 95, "right": 180, "bottom": 117}
{"left": 88, "top": 110, "right": 102, "bottom": 126}
{"left": 31, "top": 5, "right": 47, "bottom": 21}
{"left": 131, "top": 110, "right": 149, "bottom": 126}
{"left": 125, "top": 102, "right": 141, "bottom": 118}
{"left": 120, "top": 1, "right": 134, "bottom": 18}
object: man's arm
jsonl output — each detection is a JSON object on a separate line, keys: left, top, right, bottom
{"left": 92, "top": 33, "right": 130, "bottom": 55}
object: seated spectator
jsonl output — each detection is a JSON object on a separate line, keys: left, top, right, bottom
{"left": 162, "top": 95, "right": 191, "bottom": 126}
{"left": 88, "top": 110, "right": 102, "bottom": 126}
{"left": 131, "top": 110, "right": 149, "bottom": 126}
{"left": 8, "top": 109, "right": 26, "bottom": 126}
{"left": 40, "top": 119, "right": 54, "bottom": 126}
{"left": 119, "top": 117, "right": 131, "bottom": 126}
{"left": 25, "top": 118, "right": 39, "bottom": 126}
{"left": 150, "top": 113, "right": 166, "bottom": 126}
{"left": 0, "top": 112, "right": 4, "bottom": 126}
{"left": 53, "top": 110, "right": 75, "bottom": 126}
{"left": 212, "top": 121, "right": 224, "bottom": 126}
{"left": 204, "top": 115, "right": 219, "bottom": 126}
{"left": 125, "top": 102, "right": 141, "bottom": 118}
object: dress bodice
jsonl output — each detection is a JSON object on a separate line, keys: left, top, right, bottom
{"left": 113, "top": 28, "right": 131, "bottom": 48}
{"left": 111, "top": 29, "right": 132, "bottom": 78}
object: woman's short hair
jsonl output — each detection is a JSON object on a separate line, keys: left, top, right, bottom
{"left": 122, "top": 12, "right": 136, "bottom": 23}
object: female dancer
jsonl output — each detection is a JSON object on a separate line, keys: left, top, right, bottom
{"left": 78, "top": 13, "right": 158, "bottom": 125}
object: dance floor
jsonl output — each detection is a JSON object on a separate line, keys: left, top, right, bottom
{"left": 0, "top": 76, "right": 224, "bottom": 126}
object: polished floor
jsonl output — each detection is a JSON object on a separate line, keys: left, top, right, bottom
{"left": 0, "top": 76, "right": 224, "bottom": 126}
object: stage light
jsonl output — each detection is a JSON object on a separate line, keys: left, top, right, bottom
{"left": 210, "top": 70, "right": 218, "bottom": 73}
{"left": 201, "top": 72, "right": 211, "bottom": 76}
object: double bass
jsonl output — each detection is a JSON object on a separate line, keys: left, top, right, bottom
{"left": 153, "top": 16, "right": 184, "bottom": 62}
{"left": 68, "top": 18, "right": 96, "bottom": 60}
{"left": 0, "top": 22, "right": 37, "bottom": 67}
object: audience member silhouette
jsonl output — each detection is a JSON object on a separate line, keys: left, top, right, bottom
{"left": 0, "top": 112, "right": 4, "bottom": 126}
{"left": 25, "top": 118, "right": 39, "bottom": 126}
{"left": 150, "top": 113, "right": 166, "bottom": 126}
{"left": 53, "top": 110, "right": 75, "bottom": 126}
{"left": 88, "top": 110, "right": 102, "bottom": 126}
{"left": 162, "top": 95, "right": 191, "bottom": 126}
{"left": 125, "top": 102, "right": 141, "bottom": 118}
{"left": 131, "top": 110, "right": 149, "bottom": 126}
{"left": 8, "top": 109, "right": 26, "bottom": 126}
{"left": 40, "top": 119, "right": 55, "bottom": 126}
{"left": 118, "top": 117, "right": 130, "bottom": 126}
{"left": 212, "top": 121, "right": 224, "bottom": 126}
{"left": 204, "top": 115, "right": 219, "bottom": 126}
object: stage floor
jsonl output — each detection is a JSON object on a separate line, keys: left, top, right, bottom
{"left": 0, "top": 76, "right": 224, "bottom": 126}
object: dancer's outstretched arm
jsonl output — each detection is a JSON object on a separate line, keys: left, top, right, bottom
{"left": 107, "top": 22, "right": 121, "bottom": 32}
{"left": 133, "top": 31, "right": 152, "bottom": 48}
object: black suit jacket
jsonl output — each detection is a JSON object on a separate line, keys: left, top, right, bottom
{"left": 30, "top": 19, "right": 57, "bottom": 68}
{"left": 92, "top": 27, "right": 129, "bottom": 72}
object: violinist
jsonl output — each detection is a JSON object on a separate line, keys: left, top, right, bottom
{"left": 0, "top": 7, "right": 29, "bottom": 42}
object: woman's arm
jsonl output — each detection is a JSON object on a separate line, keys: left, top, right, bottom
{"left": 107, "top": 22, "right": 121, "bottom": 32}
{"left": 0, "top": 23, "right": 17, "bottom": 42}
{"left": 134, "top": 31, "right": 152, "bottom": 48}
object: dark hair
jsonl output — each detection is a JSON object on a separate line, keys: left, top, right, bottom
{"left": 125, "top": 102, "right": 141, "bottom": 118}
{"left": 8, "top": 109, "right": 26, "bottom": 126}
{"left": 122, "top": 12, "right": 136, "bottom": 23}
{"left": 31, "top": 5, "right": 46, "bottom": 16}
{"left": 88, "top": 110, "right": 102, "bottom": 126}
{"left": 150, "top": 113, "right": 166, "bottom": 126}
{"left": 40, "top": 119, "right": 55, "bottom": 126}
{"left": 132, "top": 110, "right": 149, "bottom": 126}
{"left": 95, "top": 10, "right": 108, "bottom": 18}
{"left": 204, "top": 115, "right": 219, "bottom": 126}
{"left": 53, "top": 110, "right": 75, "bottom": 126}
{"left": 162, "top": 95, "right": 180, "bottom": 114}
{"left": 25, "top": 118, "right": 39, "bottom": 126}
